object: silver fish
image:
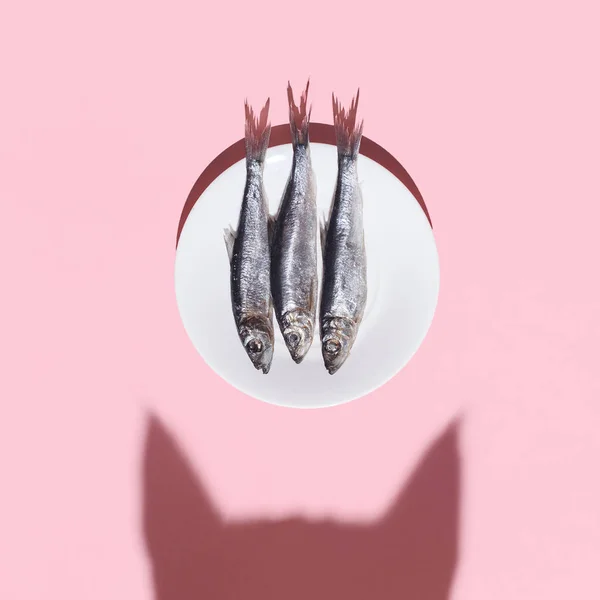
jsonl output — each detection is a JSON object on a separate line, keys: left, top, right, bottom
{"left": 224, "top": 99, "right": 274, "bottom": 374}
{"left": 319, "top": 91, "right": 367, "bottom": 375}
{"left": 271, "top": 81, "right": 318, "bottom": 363}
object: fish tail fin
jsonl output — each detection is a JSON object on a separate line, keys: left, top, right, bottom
{"left": 332, "top": 89, "right": 363, "bottom": 158}
{"left": 287, "top": 79, "right": 311, "bottom": 147}
{"left": 244, "top": 98, "right": 271, "bottom": 162}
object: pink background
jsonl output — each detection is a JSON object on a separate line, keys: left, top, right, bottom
{"left": 1, "top": 1, "right": 599, "bottom": 598}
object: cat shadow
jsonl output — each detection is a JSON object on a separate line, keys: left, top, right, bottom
{"left": 143, "top": 415, "right": 460, "bottom": 599}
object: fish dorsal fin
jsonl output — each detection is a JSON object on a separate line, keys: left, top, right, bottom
{"left": 223, "top": 226, "right": 236, "bottom": 262}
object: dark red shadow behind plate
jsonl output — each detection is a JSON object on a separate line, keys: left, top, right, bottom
{"left": 176, "top": 123, "right": 432, "bottom": 247}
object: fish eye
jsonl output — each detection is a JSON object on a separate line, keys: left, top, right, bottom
{"left": 247, "top": 339, "right": 263, "bottom": 354}
{"left": 324, "top": 339, "right": 341, "bottom": 354}
{"left": 286, "top": 332, "right": 300, "bottom": 347}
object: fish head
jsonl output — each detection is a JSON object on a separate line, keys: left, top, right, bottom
{"left": 239, "top": 315, "right": 274, "bottom": 374}
{"left": 281, "top": 309, "right": 315, "bottom": 364}
{"left": 321, "top": 317, "right": 356, "bottom": 375}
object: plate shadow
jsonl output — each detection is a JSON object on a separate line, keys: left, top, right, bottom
{"left": 176, "top": 122, "right": 432, "bottom": 248}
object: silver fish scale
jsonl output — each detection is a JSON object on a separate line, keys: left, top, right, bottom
{"left": 231, "top": 161, "right": 271, "bottom": 320}
{"left": 271, "top": 146, "right": 318, "bottom": 318}
{"left": 321, "top": 156, "right": 367, "bottom": 323}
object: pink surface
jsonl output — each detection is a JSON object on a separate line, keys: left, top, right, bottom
{"left": 1, "top": 1, "right": 599, "bottom": 598}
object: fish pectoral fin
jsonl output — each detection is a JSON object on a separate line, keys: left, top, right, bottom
{"left": 223, "top": 226, "right": 236, "bottom": 262}
{"left": 319, "top": 215, "right": 328, "bottom": 259}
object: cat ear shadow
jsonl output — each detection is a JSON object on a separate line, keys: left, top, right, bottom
{"left": 142, "top": 413, "right": 223, "bottom": 551}
{"left": 373, "top": 418, "right": 461, "bottom": 597}
{"left": 380, "top": 418, "right": 461, "bottom": 527}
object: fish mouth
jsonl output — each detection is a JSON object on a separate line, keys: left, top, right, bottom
{"left": 291, "top": 353, "right": 306, "bottom": 365}
{"left": 251, "top": 356, "right": 271, "bottom": 374}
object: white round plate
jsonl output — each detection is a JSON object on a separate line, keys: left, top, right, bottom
{"left": 175, "top": 142, "right": 439, "bottom": 408}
